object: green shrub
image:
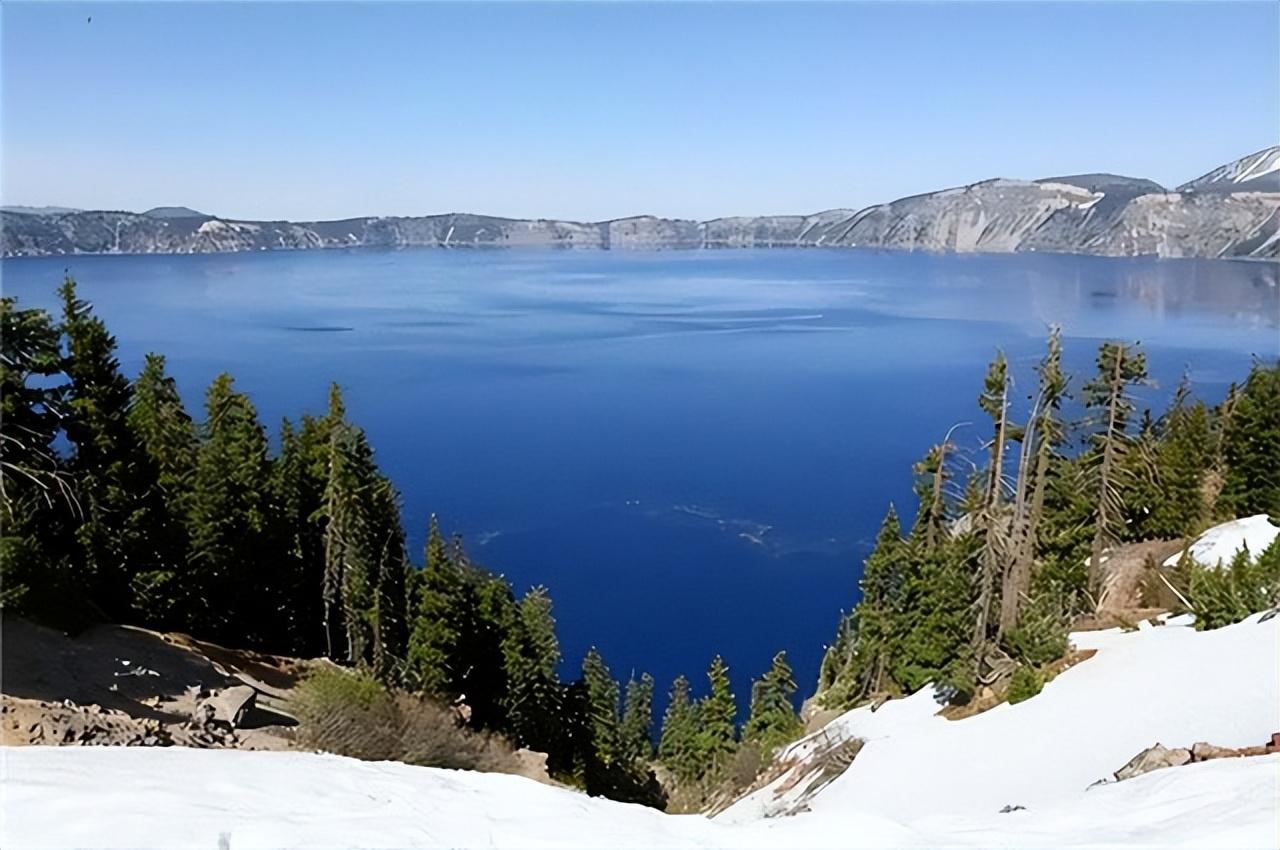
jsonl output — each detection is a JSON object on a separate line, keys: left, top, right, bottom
{"left": 1006, "top": 664, "right": 1044, "bottom": 704}
{"left": 292, "top": 664, "right": 520, "bottom": 773}
{"left": 1185, "top": 536, "right": 1280, "bottom": 630}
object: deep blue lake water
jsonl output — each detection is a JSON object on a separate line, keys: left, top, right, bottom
{"left": 4, "top": 248, "right": 1277, "bottom": 712}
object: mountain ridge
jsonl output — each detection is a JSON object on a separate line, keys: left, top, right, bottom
{"left": 3, "top": 147, "right": 1277, "bottom": 259}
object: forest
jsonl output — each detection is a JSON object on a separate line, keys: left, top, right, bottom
{"left": 2, "top": 278, "right": 1277, "bottom": 809}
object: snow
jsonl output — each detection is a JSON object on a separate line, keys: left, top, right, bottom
{"left": 723, "top": 612, "right": 1278, "bottom": 824}
{"left": 1232, "top": 148, "right": 1280, "bottom": 184}
{"left": 1162, "top": 514, "right": 1280, "bottom": 568}
{"left": 3, "top": 613, "right": 1277, "bottom": 849}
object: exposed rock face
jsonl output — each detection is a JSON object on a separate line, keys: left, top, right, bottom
{"left": 4, "top": 148, "right": 1276, "bottom": 259}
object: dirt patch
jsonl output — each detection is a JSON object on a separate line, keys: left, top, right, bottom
{"left": 1093, "top": 538, "right": 1187, "bottom": 619}
{"left": 0, "top": 617, "right": 296, "bottom": 748}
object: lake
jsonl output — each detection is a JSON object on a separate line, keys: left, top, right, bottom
{"left": 3, "top": 248, "right": 1277, "bottom": 712}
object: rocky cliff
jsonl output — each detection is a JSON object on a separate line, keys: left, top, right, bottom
{"left": 4, "top": 147, "right": 1277, "bottom": 259}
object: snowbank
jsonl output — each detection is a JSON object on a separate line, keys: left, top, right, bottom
{"left": 1162, "top": 514, "right": 1280, "bottom": 569}
{"left": 2, "top": 746, "right": 1276, "bottom": 849}
{"left": 722, "top": 612, "right": 1278, "bottom": 824}
{"left": 3, "top": 615, "right": 1277, "bottom": 849}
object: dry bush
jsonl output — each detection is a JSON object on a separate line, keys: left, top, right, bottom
{"left": 292, "top": 665, "right": 520, "bottom": 773}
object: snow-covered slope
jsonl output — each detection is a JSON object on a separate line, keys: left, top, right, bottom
{"left": 3, "top": 613, "right": 1277, "bottom": 849}
{"left": 3, "top": 746, "right": 1276, "bottom": 850}
{"left": 1162, "top": 514, "right": 1280, "bottom": 568}
{"left": 722, "top": 613, "right": 1278, "bottom": 824}
{"left": 1178, "top": 146, "right": 1280, "bottom": 193}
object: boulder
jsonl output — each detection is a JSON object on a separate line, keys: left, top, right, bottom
{"left": 1114, "top": 743, "right": 1192, "bottom": 781}
{"left": 512, "top": 748, "right": 553, "bottom": 785}
{"left": 1191, "top": 741, "right": 1241, "bottom": 761}
{"left": 196, "top": 685, "right": 256, "bottom": 729}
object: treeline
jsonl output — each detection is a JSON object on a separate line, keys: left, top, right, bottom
{"left": 818, "top": 330, "right": 1280, "bottom": 709}
{"left": 0, "top": 279, "right": 803, "bottom": 807}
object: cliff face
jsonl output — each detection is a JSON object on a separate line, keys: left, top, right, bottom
{"left": 4, "top": 147, "right": 1277, "bottom": 259}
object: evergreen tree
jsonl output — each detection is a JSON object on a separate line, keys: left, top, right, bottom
{"left": 1082, "top": 341, "right": 1149, "bottom": 594}
{"left": 0, "top": 298, "right": 73, "bottom": 616}
{"left": 893, "top": 533, "right": 980, "bottom": 699}
{"left": 405, "top": 522, "right": 516, "bottom": 727}
{"left": 743, "top": 651, "right": 802, "bottom": 752}
{"left": 657, "top": 674, "right": 702, "bottom": 784}
{"left": 317, "top": 384, "right": 410, "bottom": 674}
{"left": 59, "top": 277, "right": 149, "bottom": 618}
{"left": 501, "top": 586, "right": 565, "bottom": 760}
{"left": 816, "top": 609, "right": 858, "bottom": 705}
{"left": 406, "top": 514, "right": 460, "bottom": 695}
{"left": 1133, "top": 378, "right": 1213, "bottom": 539}
{"left": 848, "top": 508, "right": 910, "bottom": 698}
{"left": 126, "top": 353, "right": 198, "bottom": 626}
{"left": 266, "top": 416, "right": 327, "bottom": 655}
{"left": 1000, "top": 327, "right": 1069, "bottom": 635}
{"left": 698, "top": 654, "right": 737, "bottom": 768}
{"left": 619, "top": 672, "right": 655, "bottom": 764}
{"left": 1033, "top": 453, "right": 1094, "bottom": 614}
{"left": 187, "top": 372, "right": 272, "bottom": 644}
{"left": 1220, "top": 363, "right": 1280, "bottom": 518}
{"left": 974, "top": 350, "right": 1018, "bottom": 652}
{"left": 581, "top": 647, "right": 622, "bottom": 767}
{"left": 464, "top": 568, "right": 517, "bottom": 728}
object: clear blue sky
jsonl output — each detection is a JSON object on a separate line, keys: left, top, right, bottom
{"left": 3, "top": 1, "right": 1277, "bottom": 222}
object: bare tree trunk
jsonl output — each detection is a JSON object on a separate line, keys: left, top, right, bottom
{"left": 999, "top": 415, "right": 1052, "bottom": 637}
{"left": 926, "top": 441, "right": 950, "bottom": 550}
{"left": 322, "top": 429, "right": 342, "bottom": 661}
{"left": 975, "top": 381, "right": 1011, "bottom": 651}
{"left": 1089, "top": 348, "right": 1126, "bottom": 594}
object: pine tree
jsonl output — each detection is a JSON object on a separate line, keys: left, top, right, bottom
{"left": 816, "top": 608, "right": 858, "bottom": 705}
{"left": 619, "top": 672, "right": 655, "bottom": 764}
{"left": 974, "top": 350, "right": 1017, "bottom": 653}
{"left": 405, "top": 514, "right": 461, "bottom": 695}
{"left": 127, "top": 353, "right": 198, "bottom": 626}
{"left": 1082, "top": 341, "right": 1149, "bottom": 594}
{"left": 581, "top": 647, "right": 621, "bottom": 767}
{"left": 405, "top": 521, "right": 518, "bottom": 727}
{"left": 187, "top": 372, "right": 272, "bottom": 644}
{"left": 657, "top": 674, "right": 702, "bottom": 784}
{"left": 743, "top": 651, "right": 802, "bottom": 752}
{"left": 698, "top": 654, "right": 737, "bottom": 768}
{"left": 848, "top": 507, "right": 910, "bottom": 698}
{"left": 464, "top": 568, "right": 516, "bottom": 728}
{"left": 318, "top": 384, "right": 410, "bottom": 674}
{"left": 1220, "top": 363, "right": 1280, "bottom": 518}
{"left": 0, "top": 297, "right": 73, "bottom": 616}
{"left": 501, "top": 586, "right": 564, "bottom": 759}
{"left": 267, "top": 416, "right": 327, "bottom": 655}
{"left": 365, "top": 477, "right": 409, "bottom": 680}
{"left": 893, "top": 533, "right": 980, "bottom": 699}
{"left": 1132, "top": 378, "right": 1212, "bottom": 539}
{"left": 59, "top": 277, "right": 149, "bottom": 618}
{"left": 1000, "top": 327, "right": 1069, "bottom": 635}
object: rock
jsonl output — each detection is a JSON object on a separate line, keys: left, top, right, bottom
{"left": 199, "top": 685, "right": 256, "bottom": 729}
{"left": 1114, "top": 744, "right": 1192, "bottom": 781}
{"left": 512, "top": 748, "right": 553, "bottom": 785}
{"left": 1191, "top": 741, "right": 1242, "bottom": 761}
